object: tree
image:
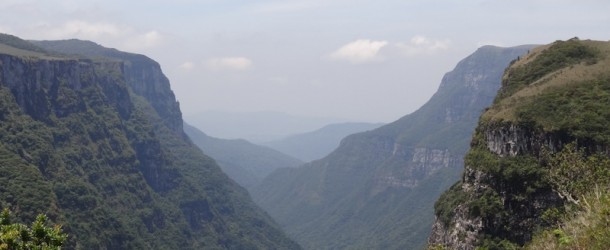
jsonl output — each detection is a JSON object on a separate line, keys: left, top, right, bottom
{"left": 544, "top": 143, "right": 610, "bottom": 205}
{"left": 0, "top": 208, "right": 67, "bottom": 250}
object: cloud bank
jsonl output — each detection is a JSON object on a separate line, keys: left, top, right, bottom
{"left": 206, "top": 57, "right": 253, "bottom": 71}
{"left": 330, "top": 39, "right": 389, "bottom": 64}
{"left": 32, "top": 20, "right": 164, "bottom": 52}
{"left": 396, "top": 36, "right": 450, "bottom": 56}
{"left": 179, "top": 61, "right": 195, "bottom": 70}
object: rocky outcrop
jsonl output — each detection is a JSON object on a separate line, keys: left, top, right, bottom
{"left": 373, "top": 145, "right": 460, "bottom": 192}
{"left": 484, "top": 123, "right": 568, "bottom": 157}
{"left": 428, "top": 202, "right": 482, "bottom": 250}
{"left": 427, "top": 122, "right": 566, "bottom": 249}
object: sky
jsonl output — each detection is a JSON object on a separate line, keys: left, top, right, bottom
{"left": 0, "top": 0, "right": 609, "bottom": 123}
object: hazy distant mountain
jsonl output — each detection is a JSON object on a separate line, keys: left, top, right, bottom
{"left": 263, "top": 122, "right": 384, "bottom": 162}
{"left": 252, "top": 45, "right": 534, "bottom": 249}
{"left": 184, "top": 123, "right": 303, "bottom": 190}
{"left": 184, "top": 111, "right": 348, "bottom": 143}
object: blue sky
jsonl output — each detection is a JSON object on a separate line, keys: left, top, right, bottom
{"left": 1, "top": 0, "right": 609, "bottom": 122}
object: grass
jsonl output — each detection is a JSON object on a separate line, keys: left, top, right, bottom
{"left": 484, "top": 39, "right": 610, "bottom": 122}
{"left": 526, "top": 188, "right": 610, "bottom": 250}
{"left": 0, "top": 33, "right": 82, "bottom": 60}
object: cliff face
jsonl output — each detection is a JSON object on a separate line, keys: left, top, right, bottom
{"left": 428, "top": 123, "right": 566, "bottom": 249}
{"left": 370, "top": 144, "right": 461, "bottom": 194}
{"left": 252, "top": 45, "right": 532, "bottom": 249}
{"left": 1, "top": 56, "right": 123, "bottom": 120}
{"left": 32, "top": 39, "right": 183, "bottom": 134}
{"left": 429, "top": 39, "right": 610, "bottom": 249}
{"left": 122, "top": 59, "right": 183, "bottom": 134}
{"left": 0, "top": 34, "right": 299, "bottom": 249}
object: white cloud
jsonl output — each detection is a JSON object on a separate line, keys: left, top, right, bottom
{"left": 179, "top": 61, "right": 195, "bottom": 70}
{"left": 43, "top": 20, "right": 124, "bottom": 39}
{"left": 124, "top": 30, "right": 164, "bottom": 50}
{"left": 206, "top": 57, "right": 253, "bottom": 71}
{"left": 252, "top": 2, "right": 324, "bottom": 13}
{"left": 330, "top": 39, "right": 389, "bottom": 64}
{"left": 396, "top": 36, "right": 450, "bottom": 56}
{"left": 32, "top": 20, "right": 164, "bottom": 52}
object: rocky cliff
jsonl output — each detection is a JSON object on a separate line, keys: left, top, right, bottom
{"left": 252, "top": 45, "right": 533, "bottom": 249}
{"left": 31, "top": 39, "right": 184, "bottom": 134}
{"left": 0, "top": 34, "right": 299, "bottom": 249}
{"left": 428, "top": 38, "right": 610, "bottom": 249}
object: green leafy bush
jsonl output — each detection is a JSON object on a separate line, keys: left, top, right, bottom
{"left": 542, "top": 143, "right": 610, "bottom": 204}
{"left": 0, "top": 208, "right": 67, "bottom": 250}
{"left": 434, "top": 182, "right": 468, "bottom": 226}
{"left": 526, "top": 189, "right": 610, "bottom": 250}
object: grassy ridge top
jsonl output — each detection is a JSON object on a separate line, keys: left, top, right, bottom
{"left": 483, "top": 39, "right": 610, "bottom": 122}
{"left": 0, "top": 33, "right": 68, "bottom": 60}
{"left": 0, "top": 34, "right": 144, "bottom": 64}
{"left": 0, "top": 34, "right": 47, "bottom": 54}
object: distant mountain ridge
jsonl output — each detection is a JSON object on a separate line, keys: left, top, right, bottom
{"left": 185, "top": 110, "right": 348, "bottom": 143}
{"left": 0, "top": 34, "right": 300, "bottom": 249}
{"left": 263, "top": 122, "right": 384, "bottom": 162}
{"left": 252, "top": 44, "right": 534, "bottom": 249}
{"left": 184, "top": 123, "right": 303, "bottom": 190}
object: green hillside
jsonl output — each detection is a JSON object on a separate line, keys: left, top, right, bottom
{"left": 253, "top": 45, "right": 533, "bottom": 249}
{"left": 0, "top": 34, "right": 299, "bottom": 249}
{"left": 184, "top": 123, "right": 303, "bottom": 190}
{"left": 429, "top": 38, "right": 610, "bottom": 249}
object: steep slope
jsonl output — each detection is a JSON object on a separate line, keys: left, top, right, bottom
{"left": 429, "top": 38, "right": 610, "bottom": 249}
{"left": 0, "top": 34, "right": 299, "bottom": 249}
{"left": 253, "top": 45, "right": 533, "bottom": 249}
{"left": 184, "top": 123, "right": 303, "bottom": 190}
{"left": 263, "top": 122, "right": 384, "bottom": 162}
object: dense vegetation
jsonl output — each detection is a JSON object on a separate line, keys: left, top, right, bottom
{"left": 516, "top": 77, "right": 610, "bottom": 144}
{"left": 526, "top": 189, "right": 610, "bottom": 250}
{"left": 0, "top": 34, "right": 299, "bottom": 249}
{"left": 431, "top": 39, "right": 610, "bottom": 249}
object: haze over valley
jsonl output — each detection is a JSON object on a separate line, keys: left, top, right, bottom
{"left": 0, "top": 1, "right": 609, "bottom": 249}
